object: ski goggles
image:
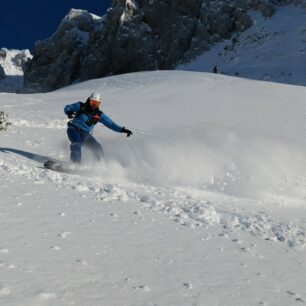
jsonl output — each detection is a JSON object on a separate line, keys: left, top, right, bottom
{"left": 89, "top": 99, "right": 100, "bottom": 108}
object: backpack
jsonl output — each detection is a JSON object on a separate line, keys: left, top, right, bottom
{"left": 78, "top": 101, "right": 103, "bottom": 126}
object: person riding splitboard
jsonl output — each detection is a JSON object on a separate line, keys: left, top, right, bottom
{"left": 63, "top": 92, "right": 133, "bottom": 164}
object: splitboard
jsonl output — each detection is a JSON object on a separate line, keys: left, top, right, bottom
{"left": 44, "top": 159, "right": 79, "bottom": 174}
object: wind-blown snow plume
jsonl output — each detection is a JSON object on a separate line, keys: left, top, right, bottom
{"left": 86, "top": 125, "right": 306, "bottom": 201}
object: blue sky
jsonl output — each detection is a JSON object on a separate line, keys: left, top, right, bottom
{"left": 0, "top": 0, "right": 112, "bottom": 50}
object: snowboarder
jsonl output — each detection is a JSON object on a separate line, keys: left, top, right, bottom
{"left": 64, "top": 92, "right": 133, "bottom": 163}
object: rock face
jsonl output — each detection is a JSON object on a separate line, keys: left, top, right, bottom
{"left": 24, "top": 0, "right": 290, "bottom": 92}
{"left": 24, "top": 9, "right": 104, "bottom": 92}
{"left": 0, "top": 65, "right": 4, "bottom": 81}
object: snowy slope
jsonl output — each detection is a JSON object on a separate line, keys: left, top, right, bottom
{"left": 178, "top": 5, "right": 306, "bottom": 86}
{"left": 1, "top": 71, "right": 306, "bottom": 305}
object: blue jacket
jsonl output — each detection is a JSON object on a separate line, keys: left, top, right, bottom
{"left": 64, "top": 102, "right": 123, "bottom": 134}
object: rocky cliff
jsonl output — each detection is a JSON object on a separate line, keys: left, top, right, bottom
{"left": 23, "top": 0, "right": 300, "bottom": 92}
{"left": 23, "top": 9, "right": 104, "bottom": 93}
{"left": 0, "top": 65, "right": 5, "bottom": 81}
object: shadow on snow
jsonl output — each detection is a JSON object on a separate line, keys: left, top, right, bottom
{"left": 0, "top": 147, "right": 60, "bottom": 164}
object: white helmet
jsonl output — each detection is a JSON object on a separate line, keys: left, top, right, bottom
{"left": 89, "top": 92, "right": 101, "bottom": 102}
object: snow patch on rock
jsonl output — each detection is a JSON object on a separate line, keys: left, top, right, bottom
{"left": 0, "top": 48, "right": 32, "bottom": 92}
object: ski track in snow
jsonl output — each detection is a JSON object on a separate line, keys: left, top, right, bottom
{"left": 12, "top": 119, "right": 67, "bottom": 129}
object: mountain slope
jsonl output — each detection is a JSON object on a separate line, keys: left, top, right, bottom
{"left": 1, "top": 71, "right": 306, "bottom": 305}
{"left": 23, "top": 0, "right": 279, "bottom": 92}
{"left": 179, "top": 5, "right": 306, "bottom": 86}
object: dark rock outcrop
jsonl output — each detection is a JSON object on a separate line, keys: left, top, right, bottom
{"left": 24, "top": 9, "right": 104, "bottom": 92}
{"left": 0, "top": 65, "right": 4, "bottom": 80}
{"left": 24, "top": 0, "right": 283, "bottom": 92}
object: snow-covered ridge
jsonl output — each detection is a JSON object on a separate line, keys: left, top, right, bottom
{"left": 53, "top": 8, "right": 105, "bottom": 47}
{"left": 58, "top": 8, "right": 104, "bottom": 35}
{"left": 0, "top": 48, "right": 31, "bottom": 76}
{"left": 0, "top": 48, "right": 32, "bottom": 92}
{"left": 61, "top": 8, "right": 103, "bottom": 23}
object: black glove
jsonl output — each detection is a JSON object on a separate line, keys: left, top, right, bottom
{"left": 67, "top": 111, "right": 76, "bottom": 119}
{"left": 121, "top": 127, "right": 133, "bottom": 137}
